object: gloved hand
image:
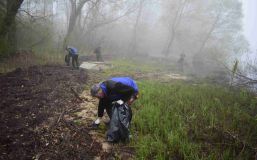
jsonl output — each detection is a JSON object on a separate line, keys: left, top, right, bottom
{"left": 116, "top": 100, "right": 124, "bottom": 105}
{"left": 128, "top": 97, "right": 136, "bottom": 105}
{"left": 91, "top": 118, "right": 101, "bottom": 129}
{"left": 91, "top": 121, "right": 100, "bottom": 129}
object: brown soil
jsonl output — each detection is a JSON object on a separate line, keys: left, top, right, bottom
{"left": 0, "top": 65, "right": 103, "bottom": 160}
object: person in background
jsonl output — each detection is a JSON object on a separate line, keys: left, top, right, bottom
{"left": 65, "top": 46, "right": 79, "bottom": 69}
{"left": 90, "top": 77, "right": 139, "bottom": 128}
{"left": 177, "top": 53, "right": 186, "bottom": 73}
{"left": 94, "top": 46, "right": 103, "bottom": 62}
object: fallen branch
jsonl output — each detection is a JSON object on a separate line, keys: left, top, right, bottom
{"left": 70, "top": 87, "right": 84, "bottom": 102}
{"left": 216, "top": 59, "right": 257, "bottom": 89}
{"left": 90, "top": 139, "right": 95, "bottom": 150}
{"left": 57, "top": 110, "right": 66, "bottom": 124}
{"left": 49, "top": 108, "right": 67, "bottom": 129}
{"left": 213, "top": 127, "right": 256, "bottom": 152}
{"left": 62, "top": 119, "right": 91, "bottom": 139}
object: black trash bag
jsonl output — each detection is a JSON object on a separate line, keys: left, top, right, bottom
{"left": 107, "top": 101, "right": 132, "bottom": 143}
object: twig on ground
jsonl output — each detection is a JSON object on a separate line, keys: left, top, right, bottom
{"left": 70, "top": 87, "right": 84, "bottom": 102}
{"left": 90, "top": 139, "right": 95, "bottom": 150}
{"left": 57, "top": 109, "right": 66, "bottom": 124}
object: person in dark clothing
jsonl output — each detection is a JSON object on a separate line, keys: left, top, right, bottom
{"left": 177, "top": 53, "right": 186, "bottom": 73}
{"left": 90, "top": 77, "right": 139, "bottom": 128}
{"left": 65, "top": 46, "right": 79, "bottom": 69}
{"left": 94, "top": 46, "right": 103, "bottom": 61}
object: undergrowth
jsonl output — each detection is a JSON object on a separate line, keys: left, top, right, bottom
{"left": 0, "top": 51, "right": 64, "bottom": 73}
{"left": 132, "top": 81, "right": 257, "bottom": 159}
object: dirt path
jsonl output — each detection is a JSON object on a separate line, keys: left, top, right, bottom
{"left": 0, "top": 65, "right": 135, "bottom": 160}
{"left": 72, "top": 90, "right": 135, "bottom": 159}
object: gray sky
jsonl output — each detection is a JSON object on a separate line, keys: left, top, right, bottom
{"left": 242, "top": 0, "right": 257, "bottom": 52}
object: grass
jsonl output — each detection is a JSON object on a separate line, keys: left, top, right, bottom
{"left": 103, "top": 59, "right": 167, "bottom": 76}
{"left": 131, "top": 81, "right": 257, "bottom": 159}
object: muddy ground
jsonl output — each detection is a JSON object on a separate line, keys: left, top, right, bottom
{"left": 0, "top": 65, "right": 133, "bottom": 160}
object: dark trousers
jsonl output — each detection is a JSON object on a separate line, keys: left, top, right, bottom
{"left": 72, "top": 55, "right": 79, "bottom": 69}
{"left": 65, "top": 54, "right": 79, "bottom": 69}
{"left": 96, "top": 53, "right": 103, "bottom": 62}
{"left": 65, "top": 54, "right": 69, "bottom": 65}
{"left": 98, "top": 98, "right": 113, "bottom": 118}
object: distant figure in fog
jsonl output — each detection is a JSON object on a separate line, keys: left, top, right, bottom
{"left": 94, "top": 46, "right": 103, "bottom": 62}
{"left": 65, "top": 46, "right": 79, "bottom": 69}
{"left": 177, "top": 53, "right": 186, "bottom": 73}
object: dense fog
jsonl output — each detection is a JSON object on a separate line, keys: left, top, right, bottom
{"left": 1, "top": 0, "right": 253, "bottom": 77}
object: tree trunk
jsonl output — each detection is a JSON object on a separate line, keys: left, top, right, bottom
{"left": 162, "top": 0, "right": 188, "bottom": 56}
{"left": 129, "top": 0, "right": 144, "bottom": 55}
{"left": 7, "top": 20, "right": 17, "bottom": 54}
{"left": 63, "top": 0, "right": 90, "bottom": 49}
{"left": 0, "top": 0, "right": 24, "bottom": 39}
{"left": 0, "top": 1, "right": 5, "bottom": 18}
{"left": 196, "top": 13, "right": 221, "bottom": 55}
{"left": 0, "top": 0, "right": 23, "bottom": 56}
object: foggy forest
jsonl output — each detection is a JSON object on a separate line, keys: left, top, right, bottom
{"left": 0, "top": 0, "right": 257, "bottom": 159}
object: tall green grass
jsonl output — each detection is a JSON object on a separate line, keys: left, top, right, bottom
{"left": 132, "top": 81, "right": 257, "bottom": 159}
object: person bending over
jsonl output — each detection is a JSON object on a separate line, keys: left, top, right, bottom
{"left": 65, "top": 46, "right": 79, "bottom": 69}
{"left": 90, "top": 77, "right": 139, "bottom": 128}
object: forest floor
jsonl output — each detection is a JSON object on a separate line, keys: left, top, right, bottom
{"left": 0, "top": 64, "right": 135, "bottom": 160}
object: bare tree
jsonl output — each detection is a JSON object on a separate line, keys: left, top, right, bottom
{"left": 73, "top": 0, "right": 137, "bottom": 51}
{"left": 162, "top": 0, "right": 188, "bottom": 56}
{"left": 0, "top": 0, "right": 24, "bottom": 39}
{"left": 63, "top": 0, "right": 91, "bottom": 49}
{"left": 128, "top": 0, "right": 145, "bottom": 55}
{"left": 0, "top": 0, "right": 24, "bottom": 55}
